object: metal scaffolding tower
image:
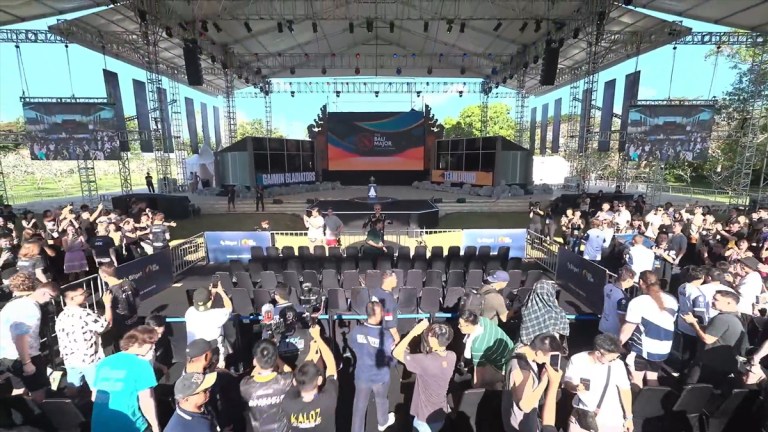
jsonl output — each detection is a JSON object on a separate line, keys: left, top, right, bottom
{"left": 223, "top": 68, "right": 238, "bottom": 146}
{"left": 168, "top": 78, "right": 187, "bottom": 189}
{"left": 138, "top": 0, "right": 172, "bottom": 194}
{"left": 565, "top": 80, "right": 581, "bottom": 175}
{"left": 77, "top": 159, "right": 99, "bottom": 205}
{"left": 118, "top": 152, "right": 132, "bottom": 194}
{"left": 514, "top": 73, "right": 528, "bottom": 147}
{"left": 480, "top": 92, "right": 490, "bottom": 136}
{"left": 263, "top": 81, "right": 274, "bottom": 138}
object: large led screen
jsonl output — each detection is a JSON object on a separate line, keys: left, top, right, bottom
{"left": 626, "top": 105, "right": 715, "bottom": 163}
{"left": 23, "top": 102, "right": 121, "bottom": 161}
{"left": 327, "top": 110, "right": 425, "bottom": 170}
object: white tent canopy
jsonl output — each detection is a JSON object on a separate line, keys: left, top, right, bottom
{"left": 186, "top": 144, "right": 215, "bottom": 187}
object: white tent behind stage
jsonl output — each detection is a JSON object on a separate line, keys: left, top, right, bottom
{"left": 186, "top": 144, "right": 215, "bottom": 189}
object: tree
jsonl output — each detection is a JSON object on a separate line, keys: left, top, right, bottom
{"left": 442, "top": 102, "right": 516, "bottom": 140}
{"left": 0, "top": 116, "right": 27, "bottom": 156}
{"left": 236, "top": 119, "right": 285, "bottom": 141}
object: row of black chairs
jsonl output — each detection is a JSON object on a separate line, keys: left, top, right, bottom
{"left": 247, "top": 244, "right": 518, "bottom": 275}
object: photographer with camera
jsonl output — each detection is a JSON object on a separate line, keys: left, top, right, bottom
{"left": 184, "top": 277, "right": 233, "bottom": 369}
{"left": 528, "top": 202, "right": 544, "bottom": 235}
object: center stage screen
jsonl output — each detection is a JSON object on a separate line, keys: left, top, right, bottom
{"left": 23, "top": 102, "right": 121, "bottom": 161}
{"left": 626, "top": 105, "right": 715, "bottom": 163}
{"left": 327, "top": 111, "right": 425, "bottom": 171}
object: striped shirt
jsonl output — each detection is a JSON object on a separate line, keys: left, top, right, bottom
{"left": 467, "top": 317, "right": 514, "bottom": 372}
{"left": 625, "top": 294, "right": 678, "bottom": 362}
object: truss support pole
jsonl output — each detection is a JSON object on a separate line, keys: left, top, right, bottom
{"left": 264, "top": 88, "right": 273, "bottom": 137}
{"left": 0, "top": 159, "right": 8, "bottom": 205}
{"left": 224, "top": 69, "right": 237, "bottom": 146}
{"left": 565, "top": 81, "right": 581, "bottom": 177}
{"left": 77, "top": 159, "right": 99, "bottom": 205}
{"left": 118, "top": 152, "right": 132, "bottom": 194}
{"left": 481, "top": 91, "right": 490, "bottom": 136}
{"left": 168, "top": 78, "right": 187, "bottom": 190}
{"left": 646, "top": 163, "right": 665, "bottom": 206}
{"left": 514, "top": 74, "right": 528, "bottom": 148}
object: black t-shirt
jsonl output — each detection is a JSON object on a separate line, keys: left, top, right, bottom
{"left": 145, "top": 175, "right": 153, "bottom": 184}
{"left": 209, "top": 370, "right": 246, "bottom": 432}
{"left": 109, "top": 279, "right": 140, "bottom": 327}
{"left": 240, "top": 372, "right": 293, "bottom": 432}
{"left": 1, "top": 245, "right": 19, "bottom": 273}
{"left": 277, "top": 327, "right": 312, "bottom": 370}
{"left": 2, "top": 211, "right": 17, "bottom": 225}
{"left": 283, "top": 376, "right": 338, "bottom": 432}
{"left": 227, "top": 189, "right": 235, "bottom": 200}
{"left": 90, "top": 235, "right": 116, "bottom": 261}
{"left": 154, "top": 334, "right": 173, "bottom": 368}
{"left": 149, "top": 224, "right": 169, "bottom": 248}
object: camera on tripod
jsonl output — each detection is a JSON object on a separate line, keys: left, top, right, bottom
{"left": 298, "top": 283, "right": 324, "bottom": 309}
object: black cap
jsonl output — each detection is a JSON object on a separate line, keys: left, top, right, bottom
{"left": 186, "top": 338, "right": 216, "bottom": 358}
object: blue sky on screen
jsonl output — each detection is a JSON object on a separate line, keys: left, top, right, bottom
{"left": 0, "top": 6, "right": 739, "bottom": 141}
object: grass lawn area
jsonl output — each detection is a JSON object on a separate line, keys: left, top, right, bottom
{"left": 170, "top": 211, "right": 529, "bottom": 240}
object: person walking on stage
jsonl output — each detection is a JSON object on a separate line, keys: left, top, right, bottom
{"left": 145, "top": 172, "right": 155, "bottom": 194}
{"left": 255, "top": 185, "right": 265, "bottom": 212}
{"left": 227, "top": 186, "right": 237, "bottom": 212}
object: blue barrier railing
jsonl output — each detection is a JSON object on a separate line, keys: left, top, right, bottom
{"left": 165, "top": 312, "right": 599, "bottom": 323}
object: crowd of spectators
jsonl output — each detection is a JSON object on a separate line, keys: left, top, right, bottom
{"left": 4, "top": 194, "right": 768, "bottom": 432}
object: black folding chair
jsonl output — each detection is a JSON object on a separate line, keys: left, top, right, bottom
{"left": 397, "top": 287, "right": 419, "bottom": 334}
{"left": 229, "top": 259, "right": 247, "bottom": 275}
{"left": 341, "top": 270, "right": 360, "bottom": 291}
{"left": 231, "top": 288, "right": 255, "bottom": 315}
{"left": 234, "top": 271, "right": 255, "bottom": 296}
{"left": 366, "top": 270, "right": 383, "bottom": 290}
{"left": 414, "top": 245, "right": 427, "bottom": 260}
{"left": 251, "top": 289, "right": 273, "bottom": 314}
{"left": 523, "top": 269, "right": 543, "bottom": 289}
{"left": 425, "top": 269, "right": 443, "bottom": 288}
{"left": 282, "top": 270, "right": 302, "bottom": 291}
{"left": 376, "top": 254, "right": 393, "bottom": 271}
{"left": 302, "top": 270, "right": 321, "bottom": 287}
{"left": 701, "top": 388, "right": 760, "bottom": 432}
{"left": 259, "top": 271, "right": 278, "bottom": 291}
{"left": 281, "top": 246, "right": 296, "bottom": 257}
{"left": 350, "top": 287, "right": 370, "bottom": 315}
{"left": 633, "top": 386, "right": 676, "bottom": 432}
{"left": 420, "top": 287, "right": 441, "bottom": 316}
{"left": 250, "top": 246, "right": 265, "bottom": 259}
{"left": 327, "top": 288, "right": 348, "bottom": 313}
{"left": 406, "top": 269, "right": 424, "bottom": 289}
{"left": 285, "top": 258, "right": 303, "bottom": 275}
{"left": 41, "top": 399, "right": 86, "bottom": 432}
{"left": 444, "top": 286, "right": 465, "bottom": 310}
{"left": 446, "top": 269, "right": 465, "bottom": 289}
{"left": 466, "top": 269, "right": 484, "bottom": 289}
{"left": 297, "top": 246, "right": 311, "bottom": 257}
{"left": 672, "top": 384, "right": 713, "bottom": 432}
{"left": 322, "top": 269, "right": 340, "bottom": 290}
{"left": 314, "top": 245, "right": 327, "bottom": 256}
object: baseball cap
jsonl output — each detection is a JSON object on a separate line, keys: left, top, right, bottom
{"left": 192, "top": 287, "right": 212, "bottom": 311}
{"left": 740, "top": 256, "right": 762, "bottom": 272}
{"left": 174, "top": 372, "right": 217, "bottom": 400}
{"left": 485, "top": 270, "right": 510, "bottom": 284}
{"left": 186, "top": 338, "right": 216, "bottom": 358}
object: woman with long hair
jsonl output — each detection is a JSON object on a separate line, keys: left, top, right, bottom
{"left": 62, "top": 225, "right": 89, "bottom": 280}
{"left": 20, "top": 211, "right": 39, "bottom": 232}
{"left": 16, "top": 240, "right": 49, "bottom": 283}
{"left": 619, "top": 271, "right": 678, "bottom": 388}
{"left": 519, "top": 280, "right": 570, "bottom": 347}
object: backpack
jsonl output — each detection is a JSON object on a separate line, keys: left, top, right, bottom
{"left": 460, "top": 288, "right": 494, "bottom": 314}
{"left": 149, "top": 224, "right": 167, "bottom": 248}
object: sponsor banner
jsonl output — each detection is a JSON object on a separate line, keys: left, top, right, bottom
{"left": 431, "top": 170, "right": 494, "bottom": 186}
{"left": 555, "top": 248, "right": 609, "bottom": 314}
{"left": 462, "top": 229, "right": 527, "bottom": 257}
{"left": 205, "top": 231, "right": 272, "bottom": 263}
{"left": 257, "top": 171, "right": 316, "bottom": 186}
{"left": 116, "top": 248, "right": 174, "bottom": 301}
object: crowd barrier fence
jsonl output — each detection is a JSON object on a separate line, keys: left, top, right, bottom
{"left": 170, "top": 233, "right": 208, "bottom": 276}
{"left": 270, "top": 229, "right": 464, "bottom": 254}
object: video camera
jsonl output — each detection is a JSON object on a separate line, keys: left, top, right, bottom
{"left": 261, "top": 303, "right": 287, "bottom": 339}
{"left": 529, "top": 201, "right": 541, "bottom": 211}
{"left": 298, "top": 283, "right": 324, "bottom": 309}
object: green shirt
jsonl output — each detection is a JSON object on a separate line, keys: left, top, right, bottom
{"left": 470, "top": 317, "right": 514, "bottom": 372}
{"left": 363, "top": 228, "right": 385, "bottom": 255}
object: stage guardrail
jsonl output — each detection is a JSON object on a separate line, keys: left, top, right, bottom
{"left": 271, "top": 229, "right": 463, "bottom": 253}
{"left": 525, "top": 230, "right": 559, "bottom": 273}
{"left": 170, "top": 232, "right": 207, "bottom": 276}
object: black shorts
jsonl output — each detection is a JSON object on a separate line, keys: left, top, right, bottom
{"left": 0, "top": 355, "right": 50, "bottom": 392}
{"left": 633, "top": 354, "right": 662, "bottom": 373}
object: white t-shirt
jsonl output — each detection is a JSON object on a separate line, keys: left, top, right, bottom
{"left": 736, "top": 271, "right": 764, "bottom": 315}
{"left": 306, "top": 215, "right": 325, "bottom": 240}
{"left": 0, "top": 296, "right": 42, "bottom": 359}
{"left": 625, "top": 294, "right": 678, "bottom": 362}
{"left": 599, "top": 284, "right": 630, "bottom": 337}
{"left": 184, "top": 307, "right": 231, "bottom": 345}
{"left": 614, "top": 210, "right": 631, "bottom": 229}
{"left": 583, "top": 228, "right": 605, "bottom": 261}
{"left": 645, "top": 212, "right": 662, "bottom": 238}
{"left": 627, "top": 245, "right": 655, "bottom": 282}
{"left": 565, "top": 352, "right": 630, "bottom": 426}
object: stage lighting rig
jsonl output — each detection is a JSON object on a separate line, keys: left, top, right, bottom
{"left": 424, "top": 21, "right": 429, "bottom": 32}
{"left": 389, "top": 21, "right": 395, "bottom": 33}
{"left": 213, "top": 22, "right": 222, "bottom": 33}
{"left": 534, "top": 19, "right": 542, "bottom": 33}
{"left": 287, "top": 20, "right": 294, "bottom": 33}
{"left": 366, "top": 19, "right": 373, "bottom": 33}
{"left": 460, "top": 22, "right": 466, "bottom": 33}
{"left": 244, "top": 21, "right": 253, "bottom": 33}
{"left": 519, "top": 21, "right": 528, "bottom": 33}
{"left": 312, "top": 22, "right": 318, "bottom": 33}
{"left": 458, "top": 91, "right": 463, "bottom": 97}
{"left": 493, "top": 21, "right": 502, "bottom": 32}
{"left": 349, "top": 22, "right": 354, "bottom": 33}
{"left": 200, "top": 20, "right": 209, "bottom": 33}
{"left": 290, "top": 91, "right": 295, "bottom": 97}
{"left": 416, "top": 91, "right": 422, "bottom": 97}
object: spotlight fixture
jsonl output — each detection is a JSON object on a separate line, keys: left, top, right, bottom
{"left": 460, "top": 66, "right": 466, "bottom": 75}
{"left": 396, "top": 66, "right": 402, "bottom": 75}
{"left": 366, "top": 19, "right": 373, "bottom": 33}
{"left": 244, "top": 21, "right": 253, "bottom": 33}
{"left": 312, "top": 21, "right": 318, "bottom": 33}
{"left": 446, "top": 19, "right": 454, "bottom": 33}
{"left": 277, "top": 22, "right": 283, "bottom": 33}
{"left": 286, "top": 20, "right": 294, "bottom": 33}
{"left": 573, "top": 26, "right": 581, "bottom": 39}
{"left": 533, "top": 55, "right": 539, "bottom": 64}
{"left": 200, "top": 20, "right": 209, "bottom": 32}
{"left": 458, "top": 91, "right": 464, "bottom": 97}
{"left": 290, "top": 91, "right": 295, "bottom": 97}
{"left": 210, "top": 54, "right": 217, "bottom": 64}
{"left": 493, "top": 21, "right": 502, "bottom": 32}
{"left": 416, "top": 91, "right": 422, "bottom": 97}
{"left": 519, "top": 21, "right": 528, "bottom": 33}
{"left": 335, "top": 91, "right": 341, "bottom": 97}
{"left": 349, "top": 22, "right": 354, "bottom": 33}
{"left": 321, "top": 66, "right": 327, "bottom": 75}
{"left": 389, "top": 21, "right": 394, "bottom": 33}
{"left": 427, "top": 66, "right": 433, "bottom": 75}
{"left": 623, "top": 0, "right": 633, "bottom": 5}
{"left": 354, "top": 66, "right": 360, "bottom": 75}
{"left": 534, "top": 19, "right": 542, "bottom": 33}
{"left": 213, "top": 22, "right": 222, "bottom": 33}
{"left": 375, "top": 91, "right": 380, "bottom": 98}
{"left": 164, "top": 26, "right": 173, "bottom": 38}
{"left": 459, "top": 21, "right": 466, "bottom": 33}
{"left": 423, "top": 21, "right": 429, "bottom": 32}
{"left": 290, "top": 67, "right": 296, "bottom": 75}
{"left": 178, "top": 22, "right": 188, "bottom": 31}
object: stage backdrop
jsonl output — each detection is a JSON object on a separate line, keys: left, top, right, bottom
{"left": 205, "top": 231, "right": 272, "bottom": 263}
{"left": 627, "top": 104, "right": 715, "bottom": 163}
{"left": 462, "top": 229, "right": 527, "bottom": 257}
{"left": 327, "top": 110, "right": 425, "bottom": 171}
{"left": 23, "top": 101, "right": 121, "bottom": 161}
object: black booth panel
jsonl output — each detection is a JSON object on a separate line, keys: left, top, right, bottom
{"left": 112, "top": 193, "right": 192, "bottom": 220}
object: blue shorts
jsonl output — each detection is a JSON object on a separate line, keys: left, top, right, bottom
{"left": 65, "top": 364, "right": 96, "bottom": 388}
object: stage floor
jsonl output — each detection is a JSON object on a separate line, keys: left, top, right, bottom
{"left": 309, "top": 199, "right": 438, "bottom": 214}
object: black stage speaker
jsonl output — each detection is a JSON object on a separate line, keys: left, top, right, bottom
{"left": 539, "top": 43, "right": 561, "bottom": 86}
{"left": 182, "top": 39, "right": 204, "bottom": 86}
{"left": 112, "top": 194, "right": 192, "bottom": 220}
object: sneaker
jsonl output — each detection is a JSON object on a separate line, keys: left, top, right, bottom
{"left": 378, "top": 412, "right": 395, "bottom": 431}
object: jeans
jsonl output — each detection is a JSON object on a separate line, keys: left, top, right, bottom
{"left": 413, "top": 417, "right": 445, "bottom": 432}
{"left": 352, "top": 381, "right": 390, "bottom": 431}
